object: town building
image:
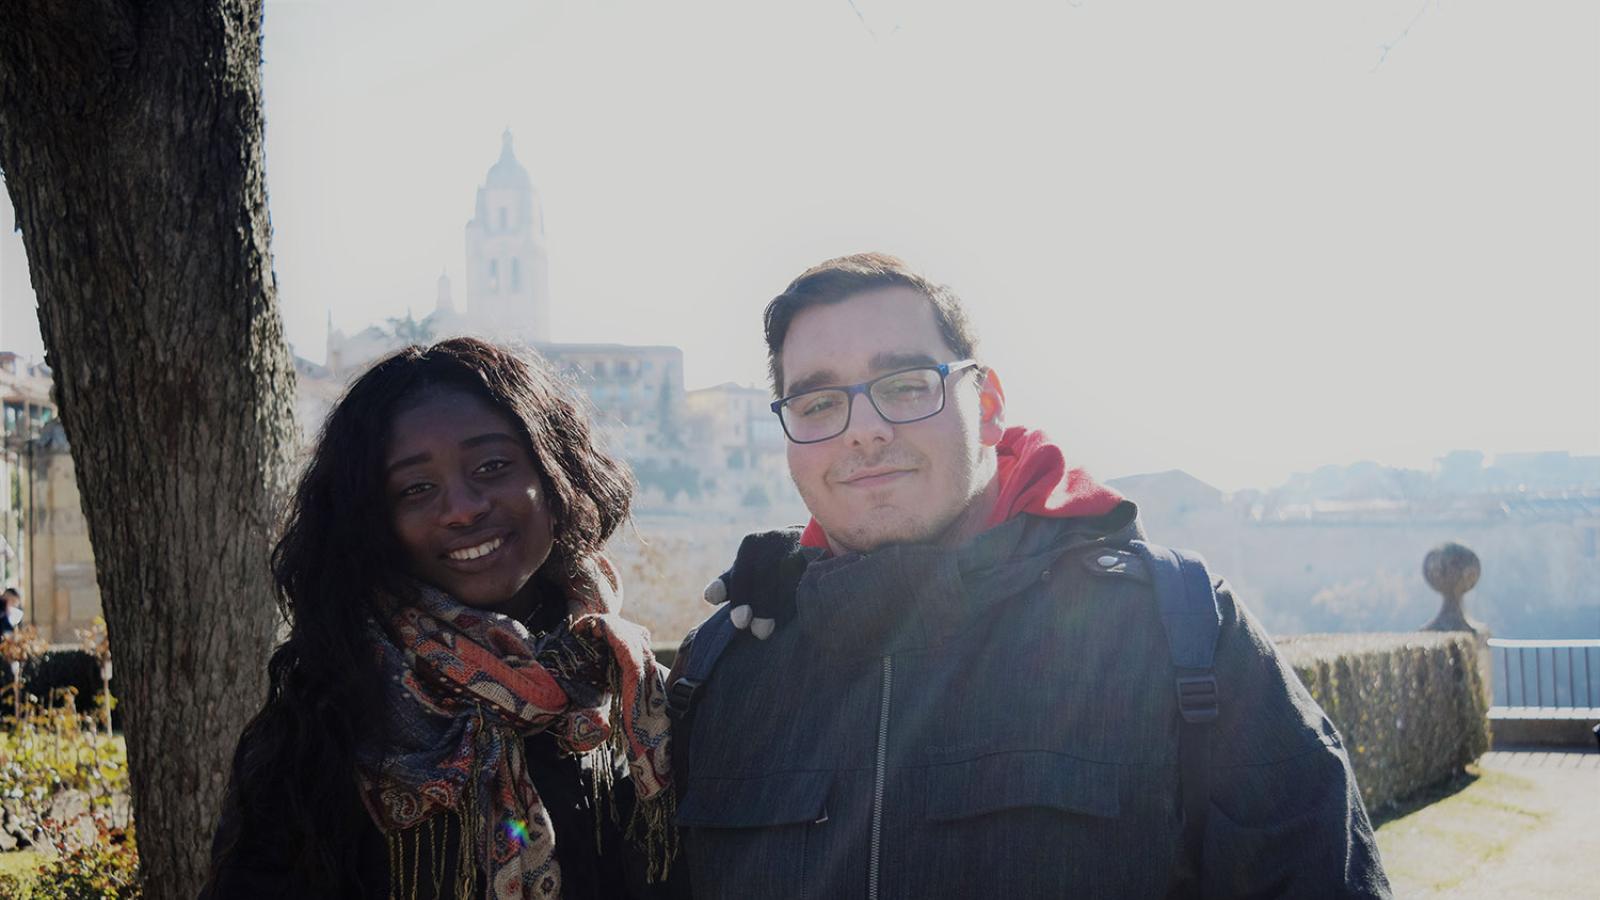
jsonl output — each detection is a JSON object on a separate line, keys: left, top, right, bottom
{"left": 0, "top": 354, "right": 97, "bottom": 643}
{"left": 323, "top": 129, "right": 553, "bottom": 380}
{"left": 314, "top": 131, "right": 699, "bottom": 479}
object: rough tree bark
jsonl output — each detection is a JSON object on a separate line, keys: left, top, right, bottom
{"left": 0, "top": 1, "right": 296, "bottom": 897}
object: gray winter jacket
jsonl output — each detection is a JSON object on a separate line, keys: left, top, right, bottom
{"left": 671, "top": 504, "right": 1391, "bottom": 899}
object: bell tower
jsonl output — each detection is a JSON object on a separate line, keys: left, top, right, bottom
{"left": 464, "top": 130, "right": 551, "bottom": 344}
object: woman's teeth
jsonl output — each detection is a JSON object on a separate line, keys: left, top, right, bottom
{"left": 448, "top": 537, "right": 504, "bottom": 561}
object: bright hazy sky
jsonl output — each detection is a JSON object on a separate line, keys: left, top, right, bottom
{"left": 2, "top": 0, "right": 1596, "bottom": 491}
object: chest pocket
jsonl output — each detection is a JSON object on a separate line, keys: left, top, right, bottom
{"left": 677, "top": 771, "right": 829, "bottom": 900}
{"left": 923, "top": 749, "right": 1119, "bottom": 821}
{"left": 904, "top": 751, "right": 1152, "bottom": 898}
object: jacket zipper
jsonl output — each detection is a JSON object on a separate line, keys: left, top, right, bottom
{"left": 868, "top": 654, "right": 893, "bottom": 900}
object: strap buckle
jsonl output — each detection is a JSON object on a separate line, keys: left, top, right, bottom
{"left": 1175, "top": 674, "right": 1219, "bottom": 724}
{"left": 666, "top": 676, "right": 702, "bottom": 721}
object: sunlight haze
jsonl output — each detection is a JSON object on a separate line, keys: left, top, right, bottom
{"left": 2, "top": 0, "right": 1595, "bottom": 492}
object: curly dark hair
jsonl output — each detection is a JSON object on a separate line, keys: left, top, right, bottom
{"left": 209, "top": 337, "right": 633, "bottom": 892}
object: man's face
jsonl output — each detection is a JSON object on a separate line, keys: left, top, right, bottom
{"left": 780, "top": 286, "right": 1001, "bottom": 554}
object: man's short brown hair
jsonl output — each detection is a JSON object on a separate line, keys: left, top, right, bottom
{"left": 763, "top": 252, "right": 980, "bottom": 396}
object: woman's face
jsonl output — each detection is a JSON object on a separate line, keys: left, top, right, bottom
{"left": 383, "top": 387, "right": 555, "bottom": 619}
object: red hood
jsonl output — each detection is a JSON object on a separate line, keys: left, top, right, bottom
{"left": 799, "top": 426, "right": 1124, "bottom": 550}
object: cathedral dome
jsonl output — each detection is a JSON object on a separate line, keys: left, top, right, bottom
{"left": 485, "top": 129, "right": 532, "bottom": 190}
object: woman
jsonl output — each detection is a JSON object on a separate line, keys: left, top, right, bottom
{"left": 203, "top": 338, "right": 683, "bottom": 899}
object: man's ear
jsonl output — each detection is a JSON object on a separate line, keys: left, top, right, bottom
{"left": 977, "top": 367, "right": 1006, "bottom": 446}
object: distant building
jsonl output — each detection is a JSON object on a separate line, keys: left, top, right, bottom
{"left": 310, "top": 132, "right": 706, "bottom": 478}
{"left": 1109, "top": 465, "right": 1600, "bottom": 639}
{"left": 540, "top": 344, "right": 687, "bottom": 460}
{"left": 28, "top": 421, "right": 99, "bottom": 643}
{"left": 685, "top": 382, "right": 785, "bottom": 472}
{"left": 464, "top": 130, "right": 551, "bottom": 345}
{"left": 0, "top": 369, "right": 97, "bottom": 643}
{"left": 0, "top": 353, "right": 60, "bottom": 633}
{"left": 324, "top": 130, "right": 553, "bottom": 380}
{"left": 679, "top": 382, "right": 798, "bottom": 514}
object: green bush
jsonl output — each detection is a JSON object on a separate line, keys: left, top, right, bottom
{"left": 1277, "top": 632, "right": 1490, "bottom": 814}
{"left": 7, "top": 822, "right": 141, "bottom": 899}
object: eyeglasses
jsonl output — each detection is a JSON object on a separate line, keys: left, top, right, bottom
{"left": 770, "top": 360, "right": 979, "bottom": 444}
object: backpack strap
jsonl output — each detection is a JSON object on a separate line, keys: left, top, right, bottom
{"left": 666, "top": 603, "right": 738, "bottom": 724}
{"left": 1128, "top": 541, "right": 1221, "bottom": 876}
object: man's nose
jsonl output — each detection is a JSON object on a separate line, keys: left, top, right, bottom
{"left": 439, "top": 479, "right": 491, "bottom": 527}
{"left": 841, "top": 390, "right": 893, "bottom": 447}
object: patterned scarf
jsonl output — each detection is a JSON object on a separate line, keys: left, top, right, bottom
{"left": 356, "top": 556, "right": 673, "bottom": 899}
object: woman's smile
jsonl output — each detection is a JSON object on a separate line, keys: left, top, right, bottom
{"left": 443, "top": 532, "right": 510, "bottom": 565}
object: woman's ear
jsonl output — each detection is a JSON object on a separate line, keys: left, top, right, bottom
{"left": 977, "top": 367, "right": 1006, "bottom": 446}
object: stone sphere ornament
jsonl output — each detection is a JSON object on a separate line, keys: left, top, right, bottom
{"left": 1422, "top": 541, "right": 1483, "bottom": 633}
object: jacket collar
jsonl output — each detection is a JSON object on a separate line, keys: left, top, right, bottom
{"left": 793, "top": 501, "right": 1142, "bottom": 659}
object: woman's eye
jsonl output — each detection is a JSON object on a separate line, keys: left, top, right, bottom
{"left": 398, "top": 482, "right": 433, "bottom": 499}
{"left": 477, "top": 458, "right": 511, "bottom": 475}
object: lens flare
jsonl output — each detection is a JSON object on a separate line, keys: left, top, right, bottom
{"left": 504, "top": 818, "right": 530, "bottom": 846}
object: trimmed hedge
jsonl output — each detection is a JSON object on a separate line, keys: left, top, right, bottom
{"left": 1277, "top": 632, "right": 1489, "bottom": 814}
{"left": 0, "top": 648, "right": 121, "bottom": 729}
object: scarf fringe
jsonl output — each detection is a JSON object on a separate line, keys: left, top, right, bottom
{"left": 384, "top": 809, "right": 475, "bottom": 900}
{"left": 629, "top": 786, "right": 678, "bottom": 883}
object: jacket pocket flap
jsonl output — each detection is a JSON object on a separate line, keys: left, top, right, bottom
{"left": 677, "top": 771, "right": 831, "bottom": 829}
{"left": 926, "top": 751, "right": 1119, "bottom": 821}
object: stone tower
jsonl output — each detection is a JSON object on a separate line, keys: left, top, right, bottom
{"left": 464, "top": 130, "right": 550, "bottom": 344}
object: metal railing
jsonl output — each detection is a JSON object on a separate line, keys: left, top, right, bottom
{"left": 1488, "top": 638, "right": 1600, "bottom": 715}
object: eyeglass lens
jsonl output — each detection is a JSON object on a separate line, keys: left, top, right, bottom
{"left": 781, "top": 368, "right": 945, "bottom": 443}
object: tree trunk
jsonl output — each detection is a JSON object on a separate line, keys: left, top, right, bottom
{"left": 0, "top": 2, "right": 297, "bottom": 897}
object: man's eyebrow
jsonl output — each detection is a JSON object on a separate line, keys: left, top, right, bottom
{"left": 385, "top": 433, "right": 520, "bottom": 476}
{"left": 784, "top": 369, "right": 841, "bottom": 398}
{"left": 784, "top": 353, "right": 945, "bottom": 398}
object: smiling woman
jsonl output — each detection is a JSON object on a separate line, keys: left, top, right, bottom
{"left": 385, "top": 390, "right": 559, "bottom": 620}
{"left": 200, "top": 338, "right": 686, "bottom": 900}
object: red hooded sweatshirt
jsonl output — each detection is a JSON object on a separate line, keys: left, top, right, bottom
{"left": 799, "top": 426, "right": 1124, "bottom": 551}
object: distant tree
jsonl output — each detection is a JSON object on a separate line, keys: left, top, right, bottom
{"left": 0, "top": 2, "right": 297, "bottom": 896}
{"left": 387, "top": 309, "right": 434, "bottom": 344}
{"left": 635, "top": 458, "right": 702, "bottom": 503}
{"left": 655, "top": 373, "right": 683, "bottom": 449}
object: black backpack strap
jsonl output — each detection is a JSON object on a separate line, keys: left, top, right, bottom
{"left": 1129, "top": 541, "right": 1221, "bottom": 875}
{"left": 667, "top": 528, "right": 814, "bottom": 806}
{"left": 667, "top": 603, "right": 738, "bottom": 723}
{"left": 665, "top": 603, "right": 737, "bottom": 810}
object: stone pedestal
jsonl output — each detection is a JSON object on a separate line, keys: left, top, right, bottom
{"left": 1422, "top": 541, "right": 1493, "bottom": 706}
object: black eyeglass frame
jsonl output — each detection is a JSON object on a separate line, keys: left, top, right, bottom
{"left": 769, "top": 359, "right": 980, "bottom": 445}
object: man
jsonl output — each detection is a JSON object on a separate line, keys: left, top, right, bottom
{"left": 0, "top": 587, "right": 20, "bottom": 637}
{"left": 668, "top": 253, "right": 1391, "bottom": 899}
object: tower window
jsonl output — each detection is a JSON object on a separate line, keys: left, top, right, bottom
{"left": 499, "top": 208, "right": 508, "bottom": 230}
{"left": 511, "top": 259, "right": 521, "bottom": 292}
{"left": 488, "top": 259, "right": 499, "bottom": 292}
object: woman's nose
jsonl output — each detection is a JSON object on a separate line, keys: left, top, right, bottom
{"left": 439, "top": 479, "right": 491, "bottom": 527}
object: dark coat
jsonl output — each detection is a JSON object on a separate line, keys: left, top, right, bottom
{"left": 202, "top": 728, "right": 688, "bottom": 900}
{"left": 672, "top": 505, "right": 1392, "bottom": 899}
{"left": 202, "top": 589, "right": 689, "bottom": 899}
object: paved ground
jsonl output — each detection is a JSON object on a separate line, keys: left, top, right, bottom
{"left": 1375, "top": 748, "right": 1599, "bottom": 898}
